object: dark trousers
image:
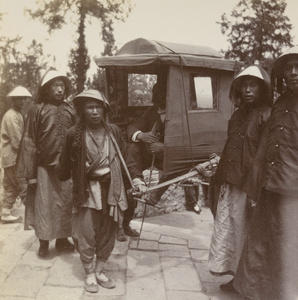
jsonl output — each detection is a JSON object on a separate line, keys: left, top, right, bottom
{"left": 123, "top": 196, "right": 136, "bottom": 228}
{"left": 72, "top": 207, "right": 117, "bottom": 272}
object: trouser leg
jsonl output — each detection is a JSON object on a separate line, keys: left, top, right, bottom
{"left": 123, "top": 196, "right": 136, "bottom": 228}
{"left": 72, "top": 207, "right": 96, "bottom": 274}
{"left": 184, "top": 185, "right": 199, "bottom": 210}
{"left": 95, "top": 212, "right": 117, "bottom": 261}
{"left": 2, "top": 166, "right": 19, "bottom": 211}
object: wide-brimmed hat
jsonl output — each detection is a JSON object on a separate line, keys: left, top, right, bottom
{"left": 72, "top": 89, "right": 111, "bottom": 111}
{"left": 7, "top": 86, "right": 32, "bottom": 98}
{"left": 41, "top": 70, "right": 68, "bottom": 87}
{"left": 229, "top": 65, "right": 272, "bottom": 106}
{"left": 273, "top": 45, "right": 298, "bottom": 76}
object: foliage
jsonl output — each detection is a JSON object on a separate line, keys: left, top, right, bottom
{"left": 0, "top": 38, "right": 48, "bottom": 119}
{"left": 218, "top": 0, "right": 293, "bottom": 69}
{"left": 86, "top": 68, "right": 106, "bottom": 91}
{"left": 28, "top": 0, "right": 133, "bottom": 93}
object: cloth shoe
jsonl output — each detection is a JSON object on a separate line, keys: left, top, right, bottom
{"left": 1, "top": 214, "right": 20, "bottom": 223}
{"left": 192, "top": 205, "right": 201, "bottom": 215}
{"left": 95, "top": 271, "right": 116, "bottom": 289}
{"left": 38, "top": 240, "right": 49, "bottom": 257}
{"left": 84, "top": 273, "right": 98, "bottom": 293}
{"left": 116, "top": 228, "right": 127, "bottom": 242}
{"left": 124, "top": 225, "right": 140, "bottom": 237}
{"left": 55, "top": 238, "right": 75, "bottom": 252}
{"left": 219, "top": 279, "right": 235, "bottom": 292}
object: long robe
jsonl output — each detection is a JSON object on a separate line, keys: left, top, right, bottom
{"left": 17, "top": 101, "right": 76, "bottom": 239}
{"left": 233, "top": 91, "right": 298, "bottom": 300}
{"left": 209, "top": 103, "right": 271, "bottom": 276}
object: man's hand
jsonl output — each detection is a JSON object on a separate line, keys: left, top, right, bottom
{"left": 132, "top": 178, "right": 148, "bottom": 197}
{"left": 138, "top": 132, "right": 159, "bottom": 143}
{"left": 149, "top": 141, "right": 164, "bottom": 154}
{"left": 134, "top": 184, "right": 148, "bottom": 195}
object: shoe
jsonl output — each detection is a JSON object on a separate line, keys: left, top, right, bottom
{"left": 192, "top": 205, "right": 201, "bottom": 215}
{"left": 55, "top": 238, "right": 75, "bottom": 252}
{"left": 84, "top": 281, "right": 98, "bottom": 293}
{"left": 124, "top": 226, "right": 140, "bottom": 237}
{"left": 117, "top": 228, "right": 127, "bottom": 242}
{"left": 1, "top": 214, "right": 20, "bottom": 223}
{"left": 96, "top": 272, "right": 116, "bottom": 289}
{"left": 220, "top": 279, "right": 235, "bottom": 292}
{"left": 38, "top": 240, "right": 49, "bottom": 258}
{"left": 84, "top": 274, "right": 98, "bottom": 293}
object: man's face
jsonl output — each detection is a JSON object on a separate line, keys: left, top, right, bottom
{"left": 12, "top": 97, "right": 27, "bottom": 112}
{"left": 48, "top": 79, "right": 65, "bottom": 102}
{"left": 240, "top": 76, "right": 261, "bottom": 105}
{"left": 84, "top": 99, "right": 105, "bottom": 127}
{"left": 283, "top": 57, "right": 298, "bottom": 92}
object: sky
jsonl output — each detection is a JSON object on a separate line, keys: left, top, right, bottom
{"left": 0, "top": 0, "right": 297, "bottom": 77}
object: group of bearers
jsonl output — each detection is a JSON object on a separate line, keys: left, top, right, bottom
{"left": 1, "top": 44, "right": 298, "bottom": 297}
{"left": 208, "top": 45, "right": 298, "bottom": 300}
{"left": 1, "top": 69, "right": 148, "bottom": 292}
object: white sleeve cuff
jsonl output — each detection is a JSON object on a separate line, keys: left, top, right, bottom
{"left": 133, "top": 177, "right": 145, "bottom": 186}
{"left": 132, "top": 131, "right": 142, "bottom": 142}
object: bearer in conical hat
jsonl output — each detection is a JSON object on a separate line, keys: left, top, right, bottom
{"left": 1, "top": 86, "right": 32, "bottom": 222}
{"left": 56, "top": 89, "right": 147, "bottom": 293}
{"left": 208, "top": 65, "right": 272, "bottom": 291}
{"left": 17, "top": 69, "right": 76, "bottom": 257}
{"left": 233, "top": 46, "right": 298, "bottom": 300}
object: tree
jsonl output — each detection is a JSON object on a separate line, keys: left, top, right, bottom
{"left": 0, "top": 37, "right": 48, "bottom": 119}
{"left": 28, "top": 0, "right": 132, "bottom": 93}
{"left": 218, "top": 0, "right": 293, "bottom": 68}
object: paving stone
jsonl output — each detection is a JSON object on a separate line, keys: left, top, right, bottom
{"left": 188, "top": 239, "right": 209, "bottom": 250}
{"left": 0, "top": 222, "right": 23, "bottom": 231}
{"left": 36, "top": 286, "right": 82, "bottom": 300}
{"left": 0, "top": 228, "right": 16, "bottom": 241}
{"left": 0, "top": 229, "right": 36, "bottom": 272}
{"left": 151, "top": 225, "right": 194, "bottom": 240}
{"left": 160, "top": 257, "right": 193, "bottom": 268}
{"left": 126, "top": 274, "right": 166, "bottom": 300}
{"left": 163, "top": 267, "right": 203, "bottom": 291}
{"left": 112, "top": 239, "right": 129, "bottom": 255}
{"left": 46, "top": 253, "right": 84, "bottom": 287}
{"left": 132, "top": 220, "right": 160, "bottom": 233}
{"left": 0, "top": 265, "right": 48, "bottom": 298}
{"left": 129, "top": 239, "right": 158, "bottom": 251}
{"left": 159, "top": 236, "right": 187, "bottom": 245}
{"left": 190, "top": 249, "right": 209, "bottom": 262}
{"left": 167, "top": 290, "right": 209, "bottom": 300}
{"left": 0, "top": 297, "right": 34, "bottom": 300}
{"left": 159, "top": 243, "right": 188, "bottom": 251}
{"left": 138, "top": 231, "right": 160, "bottom": 241}
{"left": 203, "top": 282, "right": 242, "bottom": 300}
{"left": 0, "top": 270, "right": 8, "bottom": 285}
{"left": 159, "top": 250, "right": 190, "bottom": 258}
{"left": 20, "top": 242, "right": 57, "bottom": 269}
{"left": 126, "top": 250, "right": 160, "bottom": 277}
{"left": 104, "top": 254, "right": 126, "bottom": 271}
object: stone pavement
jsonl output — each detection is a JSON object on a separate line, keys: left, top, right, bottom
{"left": 0, "top": 204, "right": 242, "bottom": 300}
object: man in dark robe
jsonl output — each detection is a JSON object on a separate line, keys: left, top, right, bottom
{"left": 17, "top": 69, "right": 76, "bottom": 257}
